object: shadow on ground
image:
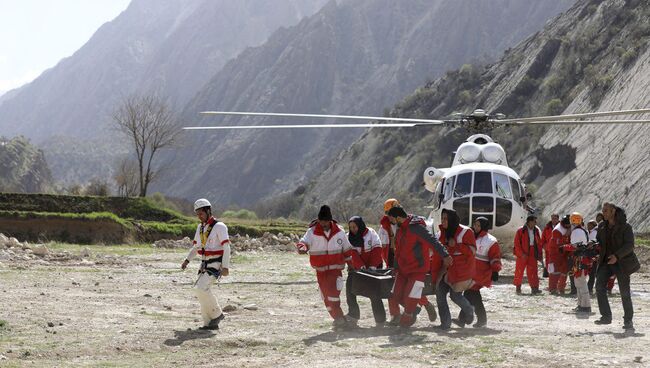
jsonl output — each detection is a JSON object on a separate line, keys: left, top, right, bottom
{"left": 164, "top": 329, "right": 216, "bottom": 346}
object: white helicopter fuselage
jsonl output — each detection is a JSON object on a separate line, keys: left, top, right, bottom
{"left": 422, "top": 134, "right": 529, "bottom": 241}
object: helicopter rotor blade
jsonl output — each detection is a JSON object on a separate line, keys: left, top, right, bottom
{"left": 183, "top": 122, "right": 445, "bottom": 130}
{"left": 200, "top": 111, "right": 446, "bottom": 124}
{"left": 501, "top": 119, "right": 650, "bottom": 126}
{"left": 497, "top": 108, "right": 650, "bottom": 123}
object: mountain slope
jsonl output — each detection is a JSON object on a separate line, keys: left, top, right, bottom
{"left": 158, "top": 0, "right": 574, "bottom": 206}
{"left": 300, "top": 0, "right": 650, "bottom": 231}
{"left": 0, "top": 0, "right": 327, "bottom": 184}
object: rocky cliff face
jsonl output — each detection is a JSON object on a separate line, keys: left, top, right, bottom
{"left": 157, "top": 0, "right": 574, "bottom": 206}
{"left": 299, "top": 0, "right": 650, "bottom": 231}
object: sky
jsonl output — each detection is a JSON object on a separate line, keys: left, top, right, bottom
{"left": 0, "top": 0, "right": 131, "bottom": 96}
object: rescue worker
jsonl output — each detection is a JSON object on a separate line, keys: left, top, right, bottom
{"left": 548, "top": 215, "right": 571, "bottom": 294}
{"left": 386, "top": 206, "right": 451, "bottom": 329}
{"left": 594, "top": 203, "right": 638, "bottom": 330}
{"left": 345, "top": 216, "right": 386, "bottom": 327}
{"left": 513, "top": 215, "right": 543, "bottom": 295}
{"left": 561, "top": 213, "right": 595, "bottom": 313}
{"left": 541, "top": 213, "right": 560, "bottom": 279}
{"left": 379, "top": 198, "right": 399, "bottom": 267}
{"left": 456, "top": 217, "right": 501, "bottom": 328}
{"left": 181, "top": 198, "right": 231, "bottom": 330}
{"left": 380, "top": 199, "right": 438, "bottom": 322}
{"left": 296, "top": 205, "right": 362, "bottom": 330}
{"left": 436, "top": 209, "right": 476, "bottom": 330}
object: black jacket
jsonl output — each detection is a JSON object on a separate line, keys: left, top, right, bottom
{"left": 596, "top": 207, "right": 639, "bottom": 275}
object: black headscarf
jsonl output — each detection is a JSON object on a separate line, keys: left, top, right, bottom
{"left": 442, "top": 209, "right": 460, "bottom": 242}
{"left": 474, "top": 216, "right": 490, "bottom": 236}
{"left": 348, "top": 216, "right": 367, "bottom": 248}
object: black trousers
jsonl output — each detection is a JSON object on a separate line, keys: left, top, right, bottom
{"left": 458, "top": 289, "right": 486, "bottom": 324}
{"left": 596, "top": 262, "right": 633, "bottom": 322}
{"left": 587, "top": 262, "right": 597, "bottom": 293}
{"left": 345, "top": 275, "right": 386, "bottom": 323}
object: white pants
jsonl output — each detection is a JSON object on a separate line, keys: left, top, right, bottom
{"left": 194, "top": 272, "right": 223, "bottom": 326}
{"left": 575, "top": 275, "right": 590, "bottom": 308}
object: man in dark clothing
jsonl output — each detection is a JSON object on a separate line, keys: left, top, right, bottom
{"left": 594, "top": 203, "right": 639, "bottom": 330}
{"left": 386, "top": 206, "right": 452, "bottom": 328}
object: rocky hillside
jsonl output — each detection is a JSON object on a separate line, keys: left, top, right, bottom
{"left": 0, "top": 0, "right": 327, "bottom": 184}
{"left": 297, "top": 0, "right": 650, "bottom": 231}
{"left": 0, "top": 137, "right": 53, "bottom": 193}
{"left": 158, "top": 0, "right": 574, "bottom": 206}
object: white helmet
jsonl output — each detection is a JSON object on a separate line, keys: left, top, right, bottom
{"left": 193, "top": 198, "right": 211, "bottom": 212}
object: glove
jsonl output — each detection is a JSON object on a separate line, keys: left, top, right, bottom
{"left": 543, "top": 267, "right": 549, "bottom": 278}
{"left": 491, "top": 272, "right": 499, "bottom": 282}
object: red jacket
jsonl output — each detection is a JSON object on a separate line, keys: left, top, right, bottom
{"left": 394, "top": 215, "right": 449, "bottom": 275}
{"left": 349, "top": 227, "right": 383, "bottom": 268}
{"left": 297, "top": 221, "right": 363, "bottom": 271}
{"left": 471, "top": 231, "right": 502, "bottom": 290}
{"left": 541, "top": 222, "right": 555, "bottom": 266}
{"left": 514, "top": 225, "right": 542, "bottom": 260}
{"left": 438, "top": 225, "right": 476, "bottom": 284}
{"left": 549, "top": 223, "right": 570, "bottom": 273}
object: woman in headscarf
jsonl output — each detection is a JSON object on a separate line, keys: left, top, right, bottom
{"left": 345, "top": 216, "right": 386, "bottom": 327}
{"left": 435, "top": 209, "right": 476, "bottom": 330}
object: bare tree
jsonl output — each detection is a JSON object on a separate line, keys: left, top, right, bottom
{"left": 114, "top": 158, "right": 139, "bottom": 197}
{"left": 112, "top": 95, "right": 181, "bottom": 197}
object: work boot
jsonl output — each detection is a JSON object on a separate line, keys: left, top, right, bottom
{"left": 550, "top": 289, "right": 559, "bottom": 296}
{"left": 451, "top": 318, "right": 466, "bottom": 328}
{"left": 387, "top": 315, "right": 401, "bottom": 327}
{"left": 594, "top": 317, "right": 612, "bottom": 325}
{"left": 345, "top": 314, "right": 359, "bottom": 328}
{"left": 516, "top": 285, "right": 522, "bottom": 295}
{"left": 623, "top": 320, "right": 634, "bottom": 331}
{"left": 424, "top": 302, "right": 437, "bottom": 322}
{"left": 473, "top": 319, "right": 487, "bottom": 328}
{"left": 531, "top": 288, "right": 543, "bottom": 295}
{"left": 332, "top": 317, "right": 348, "bottom": 330}
{"left": 199, "top": 313, "right": 225, "bottom": 330}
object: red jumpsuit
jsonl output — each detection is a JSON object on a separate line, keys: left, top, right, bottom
{"left": 513, "top": 225, "right": 542, "bottom": 289}
{"left": 297, "top": 221, "right": 363, "bottom": 320}
{"left": 541, "top": 222, "right": 554, "bottom": 268}
{"left": 548, "top": 223, "right": 570, "bottom": 293}
{"left": 388, "top": 215, "right": 449, "bottom": 327}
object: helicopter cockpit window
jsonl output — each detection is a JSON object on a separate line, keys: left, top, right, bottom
{"left": 510, "top": 177, "right": 521, "bottom": 203}
{"left": 473, "top": 171, "right": 492, "bottom": 193}
{"left": 494, "top": 173, "right": 512, "bottom": 199}
{"left": 454, "top": 173, "right": 471, "bottom": 198}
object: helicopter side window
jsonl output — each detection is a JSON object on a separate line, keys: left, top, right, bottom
{"left": 494, "top": 173, "right": 512, "bottom": 199}
{"left": 510, "top": 177, "right": 521, "bottom": 203}
{"left": 443, "top": 176, "right": 454, "bottom": 202}
{"left": 454, "top": 173, "right": 471, "bottom": 198}
{"left": 473, "top": 171, "right": 492, "bottom": 193}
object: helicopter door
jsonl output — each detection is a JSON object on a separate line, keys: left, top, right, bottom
{"left": 494, "top": 173, "right": 514, "bottom": 226}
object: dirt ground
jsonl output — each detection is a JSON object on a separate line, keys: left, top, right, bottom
{"left": 0, "top": 245, "right": 649, "bottom": 368}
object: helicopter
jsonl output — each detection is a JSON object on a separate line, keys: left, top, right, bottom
{"left": 184, "top": 107, "right": 650, "bottom": 240}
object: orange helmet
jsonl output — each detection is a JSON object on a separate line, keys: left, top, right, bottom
{"left": 569, "top": 212, "right": 583, "bottom": 226}
{"left": 384, "top": 198, "right": 400, "bottom": 213}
